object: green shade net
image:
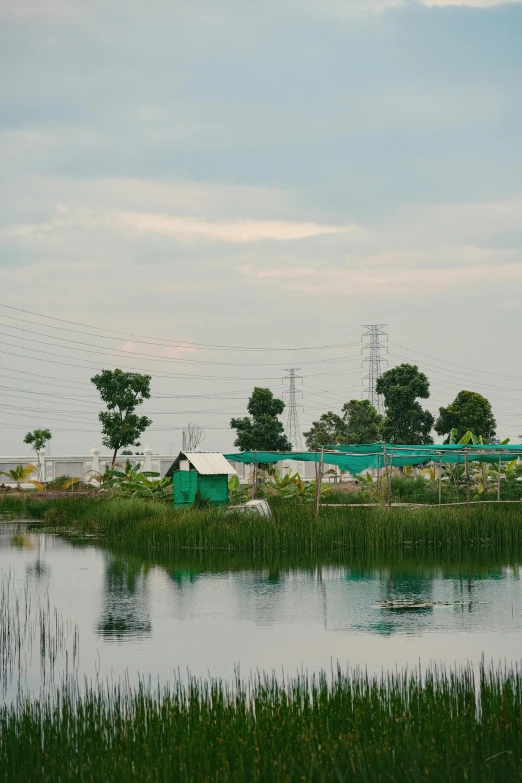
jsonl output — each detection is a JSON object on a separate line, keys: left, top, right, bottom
{"left": 225, "top": 443, "right": 522, "bottom": 476}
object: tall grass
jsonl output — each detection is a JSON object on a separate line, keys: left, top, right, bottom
{"left": 1, "top": 663, "right": 521, "bottom": 781}
{"left": 4, "top": 495, "right": 522, "bottom": 558}
{"left": 0, "top": 570, "right": 79, "bottom": 695}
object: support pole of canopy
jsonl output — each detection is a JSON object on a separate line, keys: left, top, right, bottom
{"left": 465, "top": 448, "right": 470, "bottom": 505}
{"left": 497, "top": 454, "right": 501, "bottom": 502}
{"left": 315, "top": 448, "right": 324, "bottom": 518}
{"left": 377, "top": 452, "right": 381, "bottom": 491}
{"left": 438, "top": 455, "right": 442, "bottom": 505}
{"left": 383, "top": 443, "right": 392, "bottom": 510}
{"left": 252, "top": 450, "right": 257, "bottom": 499}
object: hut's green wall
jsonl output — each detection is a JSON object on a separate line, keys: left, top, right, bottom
{"left": 173, "top": 471, "right": 229, "bottom": 507}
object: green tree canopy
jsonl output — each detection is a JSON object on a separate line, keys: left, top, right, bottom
{"left": 343, "top": 399, "right": 383, "bottom": 443}
{"left": 91, "top": 369, "right": 152, "bottom": 466}
{"left": 303, "top": 400, "right": 382, "bottom": 449}
{"left": 435, "top": 390, "right": 496, "bottom": 443}
{"left": 304, "top": 412, "right": 347, "bottom": 450}
{"left": 376, "top": 363, "right": 434, "bottom": 444}
{"left": 231, "top": 387, "right": 291, "bottom": 451}
{"left": 24, "top": 429, "right": 52, "bottom": 453}
{"left": 24, "top": 429, "right": 52, "bottom": 480}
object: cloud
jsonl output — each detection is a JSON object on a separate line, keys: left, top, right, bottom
{"left": 423, "top": 1, "right": 521, "bottom": 6}
{"left": 112, "top": 211, "right": 355, "bottom": 243}
{"left": 239, "top": 257, "right": 522, "bottom": 297}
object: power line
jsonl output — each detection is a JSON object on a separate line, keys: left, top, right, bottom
{"left": 361, "top": 324, "right": 388, "bottom": 414}
{"left": 0, "top": 322, "right": 364, "bottom": 367}
{"left": 0, "top": 344, "right": 367, "bottom": 381}
{"left": 0, "top": 302, "right": 361, "bottom": 353}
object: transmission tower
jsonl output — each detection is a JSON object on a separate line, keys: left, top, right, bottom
{"left": 361, "top": 324, "right": 388, "bottom": 414}
{"left": 283, "top": 368, "right": 303, "bottom": 450}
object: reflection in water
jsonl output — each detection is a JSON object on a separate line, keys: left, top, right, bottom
{"left": 3, "top": 528, "right": 522, "bottom": 694}
{"left": 95, "top": 555, "right": 152, "bottom": 641}
{"left": 25, "top": 536, "right": 50, "bottom": 584}
{"left": 170, "top": 569, "right": 199, "bottom": 589}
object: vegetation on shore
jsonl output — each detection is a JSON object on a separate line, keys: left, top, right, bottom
{"left": 4, "top": 495, "right": 522, "bottom": 559}
{"left": 1, "top": 663, "right": 521, "bottom": 782}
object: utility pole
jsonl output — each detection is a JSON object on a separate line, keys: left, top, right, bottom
{"left": 361, "top": 324, "right": 388, "bottom": 414}
{"left": 283, "top": 368, "right": 303, "bottom": 450}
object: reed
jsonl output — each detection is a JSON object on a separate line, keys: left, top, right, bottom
{"left": 0, "top": 570, "right": 79, "bottom": 695}
{"left": 0, "top": 663, "right": 521, "bottom": 782}
{"left": 5, "top": 496, "right": 522, "bottom": 558}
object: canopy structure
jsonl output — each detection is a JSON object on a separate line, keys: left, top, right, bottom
{"left": 225, "top": 443, "right": 522, "bottom": 477}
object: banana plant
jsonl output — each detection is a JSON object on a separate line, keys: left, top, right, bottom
{"left": 454, "top": 431, "right": 510, "bottom": 493}
{"left": 267, "top": 467, "right": 300, "bottom": 494}
{"left": 228, "top": 475, "right": 249, "bottom": 504}
{"left": 102, "top": 460, "right": 172, "bottom": 499}
{"left": 0, "top": 464, "right": 43, "bottom": 491}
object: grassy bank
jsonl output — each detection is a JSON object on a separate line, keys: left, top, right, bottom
{"left": 1, "top": 665, "right": 521, "bottom": 782}
{"left": 4, "top": 495, "right": 522, "bottom": 558}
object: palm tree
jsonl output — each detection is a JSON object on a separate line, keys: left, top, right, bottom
{"left": 0, "top": 464, "right": 43, "bottom": 491}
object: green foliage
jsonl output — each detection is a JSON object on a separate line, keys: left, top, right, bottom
{"left": 23, "top": 429, "right": 52, "bottom": 453}
{"left": 230, "top": 387, "right": 291, "bottom": 452}
{"left": 192, "top": 488, "right": 212, "bottom": 510}
{"left": 304, "top": 411, "right": 346, "bottom": 449}
{"left": 0, "top": 464, "right": 42, "bottom": 491}
{"left": 3, "top": 664, "right": 522, "bottom": 782}
{"left": 44, "top": 474, "right": 86, "bottom": 491}
{"left": 90, "top": 369, "right": 152, "bottom": 466}
{"left": 304, "top": 399, "right": 382, "bottom": 449}
{"left": 103, "top": 460, "right": 172, "bottom": 500}
{"left": 266, "top": 467, "right": 332, "bottom": 502}
{"left": 376, "top": 363, "right": 434, "bottom": 444}
{"left": 228, "top": 475, "right": 249, "bottom": 504}
{"left": 436, "top": 391, "right": 497, "bottom": 444}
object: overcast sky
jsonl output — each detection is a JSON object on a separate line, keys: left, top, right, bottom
{"left": 1, "top": 0, "right": 522, "bottom": 456}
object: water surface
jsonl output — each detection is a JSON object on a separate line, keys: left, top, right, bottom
{"left": 1, "top": 524, "right": 521, "bottom": 698}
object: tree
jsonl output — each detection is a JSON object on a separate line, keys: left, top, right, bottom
{"left": 184, "top": 422, "right": 206, "bottom": 451}
{"left": 343, "top": 399, "right": 383, "bottom": 443}
{"left": 304, "top": 411, "right": 347, "bottom": 450}
{"left": 376, "top": 363, "right": 434, "bottom": 444}
{"left": 0, "top": 464, "right": 43, "bottom": 491}
{"left": 24, "top": 428, "right": 52, "bottom": 481}
{"left": 91, "top": 369, "right": 152, "bottom": 466}
{"left": 435, "top": 390, "right": 496, "bottom": 444}
{"left": 304, "top": 400, "right": 382, "bottom": 450}
{"left": 231, "top": 387, "right": 291, "bottom": 451}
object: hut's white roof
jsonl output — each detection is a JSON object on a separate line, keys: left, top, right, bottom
{"left": 183, "top": 452, "right": 237, "bottom": 475}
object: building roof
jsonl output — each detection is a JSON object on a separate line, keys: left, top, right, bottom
{"left": 166, "top": 452, "right": 237, "bottom": 477}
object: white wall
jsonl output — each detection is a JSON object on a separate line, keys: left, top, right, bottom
{"left": 0, "top": 446, "right": 174, "bottom": 485}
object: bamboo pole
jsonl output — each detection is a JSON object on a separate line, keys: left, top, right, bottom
{"left": 383, "top": 443, "right": 392, "bottom": 509}
{"left": 315, "top": 448, "right": 324, "bottom": 518}
{"left": 497, "top": 454, "right": 501, "bottom": 502}
{"left": 465, "top": 447, "right": 470, "bottom": 505}
{"left": 252, "top": 450, "right": 257, "bottom": 499}
{"left": 438, "top": 455, "right": 442, "bottom": 505}
{"left": 377, "top": 451, "right": 381, "bottom": 491}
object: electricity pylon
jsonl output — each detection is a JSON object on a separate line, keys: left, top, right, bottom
{"left": 361, "top": 324, "right": 388, "bottom": 414}
{"left": 283, "top": 368, "right": 303, "bottom": 450}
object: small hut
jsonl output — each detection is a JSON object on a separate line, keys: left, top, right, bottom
{"left": 166, "top": 452, "right": 235, "bottom": 507}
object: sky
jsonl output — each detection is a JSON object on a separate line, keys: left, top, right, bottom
{"left": 1, "top": 0, "right": 522, "bottom": 456}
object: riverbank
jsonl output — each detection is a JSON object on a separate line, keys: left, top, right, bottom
{"left": 3, "top": 495, "right": 522, "bottom": 557}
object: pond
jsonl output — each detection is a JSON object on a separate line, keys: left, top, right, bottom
{"left": 1, "top": 523, "right": 521, "bottom": 700}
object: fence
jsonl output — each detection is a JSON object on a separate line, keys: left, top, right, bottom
{"left": 0, "top": 447, "right": 175, "bottom": 486}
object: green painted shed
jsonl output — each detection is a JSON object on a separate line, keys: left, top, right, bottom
{"left": 166, "top": 452, "right": 235, "bottom": 507}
